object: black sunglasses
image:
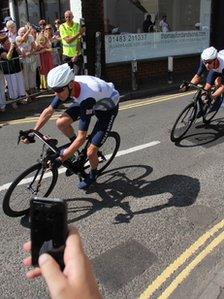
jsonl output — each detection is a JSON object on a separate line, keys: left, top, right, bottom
{"left": 52, "top": 86, "right": 67, "bottom": 93}
{"left": 203, "top": 59, "right": 215, "bottom": 65}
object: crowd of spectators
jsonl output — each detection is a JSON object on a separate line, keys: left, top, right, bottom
{"left": 0, "top": 11, "right": 84, "bottom": 113}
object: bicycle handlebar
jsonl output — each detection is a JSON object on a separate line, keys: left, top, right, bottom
{"left": 184, "top": 81, "right": 210, "bottom": 93}
{"left": 19, "top": 129, "right": 59, "bottom": 154}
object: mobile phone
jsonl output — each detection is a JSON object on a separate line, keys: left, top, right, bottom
{"left": 30, "top": 197, "right": 68, "bottom": 270}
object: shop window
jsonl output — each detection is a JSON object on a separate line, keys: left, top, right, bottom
{"left": 104, "top": 0, "right": 212, "bottom": 63}
{"left": 104, "top": 0, "right": 207, "bottom": 34}
{"left": 42, "top": 0, "right": 60, "bottom": 24}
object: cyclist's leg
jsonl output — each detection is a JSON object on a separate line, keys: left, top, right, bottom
{"left": 78, "top": 105, "right": 118, "bottom": 189}
{"left": 56, "top": 102, "right": 80, "bottom": 141}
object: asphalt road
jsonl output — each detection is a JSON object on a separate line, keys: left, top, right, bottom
{"left": 1, "top": 91, "right": 224, "bottom": 299}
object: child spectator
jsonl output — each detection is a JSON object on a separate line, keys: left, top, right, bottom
{"left": 16, "top": 25, "right": 37, "bottom": 96}
{"left": 0, "top": 35, "right": 25, "bottom": 109}
{"left": 35, "top": 33, "right": 53, "bottom": 90}
{"left": 38, "top": 19, "right": 46, "bottom": 34}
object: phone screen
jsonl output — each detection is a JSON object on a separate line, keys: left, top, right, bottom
{"left": 30, "top": 197, "right": 68, "bottom": 269}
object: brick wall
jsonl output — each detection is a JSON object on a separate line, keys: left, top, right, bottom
{"left": 105, "top": 56, "right": 200, "bottom": 90}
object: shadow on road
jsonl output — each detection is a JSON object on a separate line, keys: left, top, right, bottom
{"left": 66, "top": 165, "right": 200, "bottom": 224}
{"left": 174, "top": 118, "right": 224, "bottom": 148}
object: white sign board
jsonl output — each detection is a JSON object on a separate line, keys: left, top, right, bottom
{"left": 105, "top": 30, "right": 210, "bottom": 63}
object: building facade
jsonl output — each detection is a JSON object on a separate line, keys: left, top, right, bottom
{"left": 1, "top": 0, "right": 224, "bottom": 89}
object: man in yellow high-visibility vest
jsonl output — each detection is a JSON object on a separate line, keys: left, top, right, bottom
{"left": 59, "top": 10, "right": 85, "bottom": 73}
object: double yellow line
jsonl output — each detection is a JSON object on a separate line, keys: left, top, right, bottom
{"left": 0, "top": 91, "right": 194, "bottom": 127}
{"left": 139, "top": 219, "right": 224, "bottom": 299}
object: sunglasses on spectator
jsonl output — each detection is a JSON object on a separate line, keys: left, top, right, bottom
{"left": 45, "top": 27, "right": 52, "bottom": 30}
{"left": 52, "top": 86, "right": 67, "bottom": 93}
{"left": 203, "top": 59, "right": 215, "bottom": 65}
{"left": 55, "top": 22, "right": 60, "bottom": 24}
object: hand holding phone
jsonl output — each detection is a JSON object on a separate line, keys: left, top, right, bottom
{"left": 30, "top": 197, "right": 68, "bottom": 270}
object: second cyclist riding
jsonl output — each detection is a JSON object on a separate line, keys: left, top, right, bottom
{"left": 170, "top": 82, "right": 223, "bottom": 142}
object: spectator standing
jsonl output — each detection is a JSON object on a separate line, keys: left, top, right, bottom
{"left": 143, "top": 14, "right": 155, "bottom": 33}
{"left": 6, "top": 20, "right": 17, "bottom": 42}
{"left": 38, "top": 19, "right": 46, "bottom": 34}
{"left": 53, "top": 19, "right": 62, "bottom": 63}
{"left": 35, "top": 34, "right": 53, "bottom": 90}
{"left": 16, "top": 26, "right": 37, "bottom": 96}
{"left": 59, "top": 10, "right": 85, "bottom": 69}
{"left": 0, "top": 35, "right": 25, "bottom": 108}
{"left": 44, "top": 24, "right": 60, "bottom": 67}
{"left": 159, "top": 15, "right": 170, "bottom": 32}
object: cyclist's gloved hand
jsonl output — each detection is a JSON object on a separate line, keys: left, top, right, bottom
{"left": 179, "top": 81, "right": 190, "bottom": 92}
{"left": 18, "top": 130, "right": 35, "bottom": 144}
{"left": 47, "top": 152, "right": 62, "bottom": 168}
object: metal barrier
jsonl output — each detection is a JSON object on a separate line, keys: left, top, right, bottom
{"left": 0, "top": 48, "right": 62, "bottom": 110}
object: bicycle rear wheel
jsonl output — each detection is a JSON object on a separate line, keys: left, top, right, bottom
{"left": 97, "top": 132, "right": 120, "bottom": 175}
{"left": 170, "top": 103, "right": 197, "bottom": 142}
{"left": 3, "top": 163, "right": 58, "bottom": 217}
{"left": 203, "top": 96, "right": 223, "bottom": 125}
{"left": 83, "top": 131, "right": 120, "bottom": 176}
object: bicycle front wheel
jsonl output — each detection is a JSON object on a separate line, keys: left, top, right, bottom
{"left": 170, "top": 103, "right": 197, "bottom": 142}
{"left": 3, "top": 163, "right": 58, "bottom": 217}
{"left": 203, "top": 96, "right": 223, "bottom": 125}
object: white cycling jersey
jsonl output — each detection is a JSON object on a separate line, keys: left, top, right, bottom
{"left": 74, "top": 75, "right": 119, "bottom": 105}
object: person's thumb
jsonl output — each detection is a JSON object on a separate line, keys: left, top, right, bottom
{"left": 39, "top": 253, "right": 67, "bottom": 296}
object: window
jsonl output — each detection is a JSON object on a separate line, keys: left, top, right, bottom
{"left": 104, "top": 0, "right": 208, "bottom": 33}
{"left": 42, "top": 0, "right": 60, "bottom": 24}
{"left": 104, "top": 0, "right": 212, "bottom": 63}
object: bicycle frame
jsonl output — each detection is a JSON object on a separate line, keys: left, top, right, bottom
{"left": 30, "top": 130, "right": 91, "bottom": 180}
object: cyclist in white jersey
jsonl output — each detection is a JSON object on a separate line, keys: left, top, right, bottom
{"left": 181, "top": 47, "right": 224, "bottom": 108}
{"left": 23, "top": 63, "right": 119, "bottom": 189}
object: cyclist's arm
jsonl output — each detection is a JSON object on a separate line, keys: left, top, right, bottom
{"left": 211, "top": 70, "right": 224, "bottom": 98}
{"left": 60, "top": 130, "right": 87, "bottom": 162}
{"left": 190, "top": 74, "right": 201, "bottom": 85}
{"left": 34, "top": 105, "right": 54, "bottom": 131}
{"left": 191, "top": 60, "right": 206, "bottom": 85}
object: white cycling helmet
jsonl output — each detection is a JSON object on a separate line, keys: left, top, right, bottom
{"left": 201, "top": 46, "right": 217, "bottom": 61}
{"left": 47, "top": 63, "right": 74, "bottom": 88}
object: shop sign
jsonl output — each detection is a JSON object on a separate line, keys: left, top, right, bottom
{"left": 105, "top": 30, "right": 209, "bottom": 63}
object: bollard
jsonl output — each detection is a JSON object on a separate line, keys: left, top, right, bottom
{"left": 131, "top": 59, "right": 138, "bottom": 91}
{"left": 95, "top": 31, "right": 102, "bottom": 78}
{"left": 168, "top": 56, "right": 173, "bottom": 84}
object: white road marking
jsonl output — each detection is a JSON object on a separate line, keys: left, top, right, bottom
{"left": 0, "top": 141, "right": 160, "bottom": 192}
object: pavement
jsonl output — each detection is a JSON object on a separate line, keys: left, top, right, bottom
{"left": 0, "top": 74, "right": 183, "bottom": 124}
{"left": 1, "top": 74, "right": 223, "bottom": 298}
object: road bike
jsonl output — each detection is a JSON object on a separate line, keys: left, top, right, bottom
{"left": 2, "top": 129, "right": 120, "bottom": 217}
{"left": 170, "top": 83, "right": 223, "bottom": 142}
